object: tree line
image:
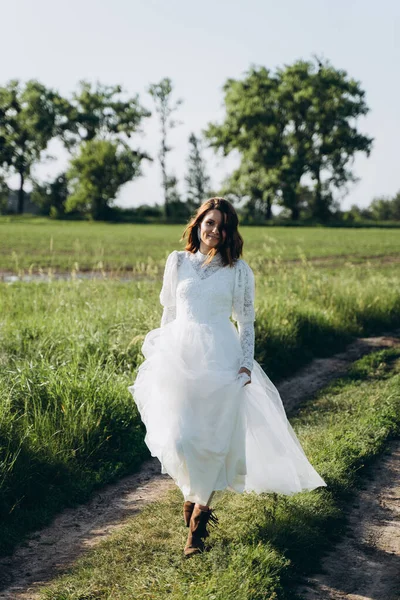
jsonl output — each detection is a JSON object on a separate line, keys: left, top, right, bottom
{"left": 0, "top": 57, "right": 398, "bottom": 223}
{"left": 0, "top": 76, "right": 212, "bottom": 220}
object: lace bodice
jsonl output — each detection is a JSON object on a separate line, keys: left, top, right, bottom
{"left": 159, "top": 249, "right": 255, "bottom": 371}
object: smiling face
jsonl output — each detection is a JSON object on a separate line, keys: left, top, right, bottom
{"left": 182, "top": 197, "right": 243, "bottom": 265}
{"left": 198, "top": 209, "right": 227, "bottom": 252}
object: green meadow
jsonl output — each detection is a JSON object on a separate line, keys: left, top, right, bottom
{"left": 38, "top": 347, "right": 400, "bottom": 600}
{"left": 0, "top": 219, "right": 399, "bottom": 564}
{"left": 0, "top": 217, "right": 400, "bottom": 273}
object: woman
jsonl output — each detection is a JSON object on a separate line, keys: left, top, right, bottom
{"left": 128, "top": 197, "right": 326, "bottom": 557}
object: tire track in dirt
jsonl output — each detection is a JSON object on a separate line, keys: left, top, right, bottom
{"left": 0, "top": 331, "right": 399, "bottom": 599}
{"left": 297, "top": 440, "right": 400, "bottom": 600}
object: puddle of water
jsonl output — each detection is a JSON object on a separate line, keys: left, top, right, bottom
{"left": 0, "top": 272, "right": 155, "bottom": 284}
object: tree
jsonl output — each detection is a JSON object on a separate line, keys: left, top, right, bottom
{"left": 59, "top": 81, "right": 151, "bottom": 220}
{"left": 205, "top": 67, "right": 290, "bottom": 217}
{"left": 185, "top": 133, "right": 211, "bottom": 211}
{"left": 340, "top": 203, "right": 372, "bottom": 223}
{"left": 0, "top": 79, "right": 66, "bottom": 213}
{"left": 391, "top": 192, "right": 400, "bottom": 220}
{"left": 166, "top": 174, "right": 193, "bottom": 221}
{"left": 205, "top": 59, "right": 373, "bottom": 221}
{"left": 279, "top": 59, "right": 373, "bottom": 221}
{"left": 221, "top": 161, "right": 274, "bottom": 221}
{"left": 60, "top": 80, "right": 151, "bottom": 149}
{"left": 43, "top": 80, "right": 151, "bottom": 219}
{"left": 148, "top": 78, "right": 182, "bottom": 218}
{"left": 66, "top": 139, "right": 146, "bottom": 220}
{"left": 0, "top": 174, "right": 9, "bottom": 214}
{"left": 369, "top": 193, "right": 400, "bottom": 221}
{"left": 31, "top": 173, "right": 69, "bottom": 217}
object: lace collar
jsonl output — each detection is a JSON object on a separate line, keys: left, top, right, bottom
{"left": 191, "top": 249, "right": 223, "bottom": 264}
{"left": 185, "top": 249, "right": 224, "bottom": 279}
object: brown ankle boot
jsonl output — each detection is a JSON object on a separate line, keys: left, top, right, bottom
{"left": 183, "top": 501, "right": 195, "bottom": 527}
{"left": 183, "top": 505, "right": 219, "bottom": 557}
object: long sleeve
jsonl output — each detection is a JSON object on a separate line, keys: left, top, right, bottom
{"left": 161, "top": 305, "right": 176, "bottom": 327}
{"left": 232, "top": 260, "right": 256, "bottom": 371}
{"left": 237, "top": 321, "right": 255, "bottom": 372}
{"left": 159, "top": 251, "right": 179, "bottom": 327}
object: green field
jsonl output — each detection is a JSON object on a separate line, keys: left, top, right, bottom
{"left": 0, "top": 217, "right": 399, "bottom": 273}
{"left": 38, "top": 348, "right": 400, "bottom": 600}
{"left": 0, "top": 222, "right": 400, "bottom": 560}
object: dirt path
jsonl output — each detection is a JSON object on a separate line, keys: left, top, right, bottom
{"left": 278, "top": 331, "right": 400, "bottom": 412}
{"left": 0, "top": 331, "right": 399, "bottom": 600}
{"left": 297, "top": 439, "right": 400, "bottom": 600}
{"left": 0, "top": 461, "right": 174, "bottom": 600}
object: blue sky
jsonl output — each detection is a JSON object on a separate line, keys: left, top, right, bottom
{"left": 2, "top": 0, "right": 399, "bottom": 211}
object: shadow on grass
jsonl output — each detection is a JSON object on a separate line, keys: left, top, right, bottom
{"left": 0, "top": 398, "right": 149, "bottom": 557}
{"left": 256, "top": 314, "right": 352, "bottom": 381}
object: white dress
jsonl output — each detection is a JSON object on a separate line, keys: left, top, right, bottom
{"left": 128, "top": 249, "right": 327, "bottom": 505}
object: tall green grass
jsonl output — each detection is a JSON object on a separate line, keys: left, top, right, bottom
{"left": 38, "top": 348, "right": 400, "bottom": 600}
{"left": 1, "top": 259, "right": 400, "bottom": 556}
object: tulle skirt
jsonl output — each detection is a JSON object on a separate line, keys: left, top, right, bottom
{"left": 128, "top": 316, "right": 327, "bottom": 505}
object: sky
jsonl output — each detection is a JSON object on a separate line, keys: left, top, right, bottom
{"left": 2, "top": 0, "right": 400, "bottom": 211}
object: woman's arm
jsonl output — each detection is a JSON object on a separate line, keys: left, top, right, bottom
{"left": 232, "top": 260, "right": 256, "bottom": 382}
{"left": 237, "top": 320, "right": 255, "bottom": 373}
{"left": 161, "top": 305, "right": 176, "bottom": 327}
{"left": 159, "top": 251, "right": 179, "bottom": 327}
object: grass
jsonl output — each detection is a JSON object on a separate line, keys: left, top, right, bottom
{"left": 1, "top": 256, "right": 400, "bottom": 557}
{"left": 1, "top": 222, "right": 400, "bottom": 561}
{"left": 0, "top": 218, "right": 400, "bottom": 272}
{"left": 36, "top": 347, "right": 400, "bottom": 600}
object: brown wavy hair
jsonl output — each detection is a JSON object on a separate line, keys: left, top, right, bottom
{"left": 181, "top": 197, "right": 243, "bottom": 267}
